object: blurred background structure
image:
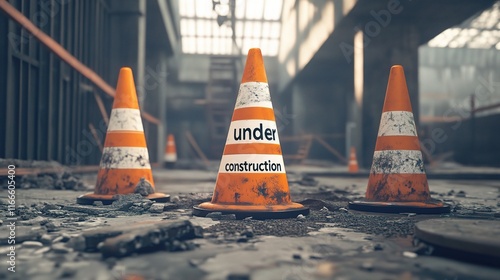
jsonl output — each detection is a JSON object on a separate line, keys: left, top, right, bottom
{"left": 1, "top": 0, "right": 499, "bottom": 167}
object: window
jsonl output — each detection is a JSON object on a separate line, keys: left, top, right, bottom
{"left": 178, "top": 0, "right": 283, "bottom": 56}
{"left": 428, "top": 3, "right": 500, "bottom": 49}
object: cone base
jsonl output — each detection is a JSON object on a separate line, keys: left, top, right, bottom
{"left": 348, "top": 199, "right": 450, "bottom": 214}
{"left": 193, "top": 202, "right": 309, "bottom": 219}
{"left": 77, "top": 192, "right": 170, "bottom": 205}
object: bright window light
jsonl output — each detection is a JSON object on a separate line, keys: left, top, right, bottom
{"left": 178, "top": 0, "right": 283, "bottom": 56}
{"left": 252, "top": 22, "right": 262, "bottom": 38}
{"left": 179, "top": 0, "right": 195, "bottom": 17}
{"left": 235, "top": 2, "right": 245, "bottom": 19}
{"left": 195, "top": 0, "right": 213, "bottom": 18}
{"left": 263, "top": 0, "right": 283, "bottom": 20}
{"left": 269, "top": 22, "right": 281, "bottom": 39}
{"left": 427, "top": 3, "right": 500, "bottom": 50}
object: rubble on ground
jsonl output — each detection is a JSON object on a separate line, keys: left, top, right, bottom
{"left": 0, "top": 159, "right": 88, "bottom": 190}
{"left": 1, "top": 166, "right": 499, "bottom": 279}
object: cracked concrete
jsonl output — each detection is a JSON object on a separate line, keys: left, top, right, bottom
{"left": 1, "top": 165, "right": 499, "bottom": 280}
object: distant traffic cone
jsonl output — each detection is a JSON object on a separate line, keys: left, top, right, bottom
{"left": 348, "top": 147, "right": 359, "bottom": 173}
{"left": 193, "top": 48, "right": 309, "bottom": 219}
{"left": 164, "top": 134, "right": 177, "bottom": 169}
{"left": 77, "top": 67, "right": 169, "bottom": 205}
{"left": 349, "top": 65, "right": 449, "bottom": 214}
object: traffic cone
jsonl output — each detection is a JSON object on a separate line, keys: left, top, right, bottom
{"left": 193, "top": 48, "right": 309, "bottom": 219}
{"left": 77, "top": 67, "right": 169, "bottom": 205}
{"left": 349, "top": 65, "right": 449, "bottom": 214}
{"left": 163, "top": 134, "right": 177, "bottom": 169}
{"left": 348, "top": 147, "right": 359, "bottom": 173}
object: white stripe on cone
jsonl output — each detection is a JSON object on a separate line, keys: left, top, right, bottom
{"left": 370, "top": 150, "right": 425, "bottom": 174}
{"left": 107, "top": 108, "right": 144, "bottom": 132}
{"left": 234, "top": 82, "right": 273, "bottom": 109}
{"left": 164, "top": 154, "right": 177, "bottom": 162}
{"left": 100, "top": 147, "right": 151, "bottom": 169}
{"left": 219, "top": 154, "right": 286, "bottom": 173}
{"left": 226, "top": 120, "right": 280, "bottom": 145}
{"left": 378, "top": 111, "right": 417, "bottom": 136}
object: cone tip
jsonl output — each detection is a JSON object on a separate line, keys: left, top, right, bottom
{"left": 119, "top": 67, "right": 133, "bottom": 75}
{"left": 390, "top": 65, "right": 404, "bottom": 74}
{"left": 383, "top": 64, "right": 411, "bottom": 112}
{"left": 113, "top": 66, "right": 139, "bottom": 109}
{"left": 247, "top": 48, "right": 262, "bottom": 56}
{"left": 117, "top": 67, "right": 134, "bottom": 83}
{"left": 241, "top": 48, "right": 267, "bottom": 83}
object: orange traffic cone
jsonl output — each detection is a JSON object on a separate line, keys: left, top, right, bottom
{"left": 349, "top": 65, "right": 449, "bottom": 214}
{"left": 164, "top": 134, "right": 177, "bottom": 169}
{"left": 348, "top": 147, "right": 359, "bottom": 173}
{"left": 77, "top": 67, "right": 169, "bottom": 205}
{"left": 193, "top": 48, "right": 309, "bottom": 219}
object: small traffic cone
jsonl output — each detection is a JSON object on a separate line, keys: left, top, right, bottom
{"left": 193, "top": 48, "right": 309, "bottom": 219}
{"left": 77, "top": 67, "right": 169, "bottom": 205}
{"left": 348, "top": 147, "right": 359, "bottom": 173}
{"left": 349, "top": 65, "right": 449, "bottom": 214}
{"left": 163, "top": 134, "right": 177, "bottom": 169}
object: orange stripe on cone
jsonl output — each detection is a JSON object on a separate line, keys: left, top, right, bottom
{"left": 193, "top": 48, "right": 308, "bottom": 219}
{"left": 223, "top": 143, "right": 282, "bottom": 155}
{"left": 212, "top": 173, "right": 290, "bottom": 205}
{"left": 94, "top": 168, "right": 155, "bottom": 195}
{"left": 232, "top": 107, "right": 276, "bottom": 121}
{"left": 77, "top": 67, "right": 169, "bottom": 205}
{"left": 366, "top": 173, "right": 429, "bottom": 202}
{"left": 375, "top": 136, "right": 421, "bottom": 151}
{"left": 349, "top": 65, "right": 448, "bottom": 214}
{"left": 104, "top": 132, "right": 147, "bottom": 147}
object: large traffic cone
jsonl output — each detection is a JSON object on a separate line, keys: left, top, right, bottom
{"left": 163, "top": 134, "right": 177, "bottom": 169}
{"left": 77, "top": 67, "right": 169, "bottom": 205}
{"left": 348, "top": 147, "right": 359, "bottom": 173}
{"left": 193, "top": 48, "right": 309, "bottom": 219}
{"left": 349, "top": 65, "right": 449, "bottom": 214}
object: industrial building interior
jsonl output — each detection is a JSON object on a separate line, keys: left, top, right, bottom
{"left": 1, "top": 0, "right": 500, "bottom": 279}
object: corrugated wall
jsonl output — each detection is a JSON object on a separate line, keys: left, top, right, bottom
{"left": 0, "top": 0, "right": 112, "bottom": 165}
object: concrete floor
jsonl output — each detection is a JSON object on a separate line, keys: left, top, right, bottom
{"left": 1, "top": 163, "right": 500, "bottom": 280}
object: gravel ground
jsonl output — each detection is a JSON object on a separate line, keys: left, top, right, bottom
{"left": 204, "top": 209, "right": 417, "bottom": 238}
{"left": 1, "top": 164, "right": 499, "bottom": 279}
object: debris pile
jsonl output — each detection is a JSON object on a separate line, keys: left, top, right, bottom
{"left": 0, "top": 159, "right": 87, "bottom": 190}
{"left": 74, "top": 220, "right": 202, "bottom": 257}
{"left": 204, "top": 207, "right": 418, "bottom": 238}
{"left": 18, "top": 172, "right": 87, "bottom": 190}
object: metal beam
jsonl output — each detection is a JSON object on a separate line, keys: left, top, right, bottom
{"left": 158, "top": 0, "right": 179, "bottom": 54}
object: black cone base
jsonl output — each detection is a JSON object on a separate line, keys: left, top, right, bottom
{"left": 348, "top": 200, "right": 450, "bottom": 214}
{"left": 192, "top": 206, "right": 310, "bottom": 220}
{"left": 77, "top": 193, "right": 170, "bottom": 205}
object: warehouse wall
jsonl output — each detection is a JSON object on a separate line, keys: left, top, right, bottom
{"left": 0, "top": 0, "right": 112, "bottom": 165}
{"left": 419, "top": 46, "right": 500, "bottom": 166}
